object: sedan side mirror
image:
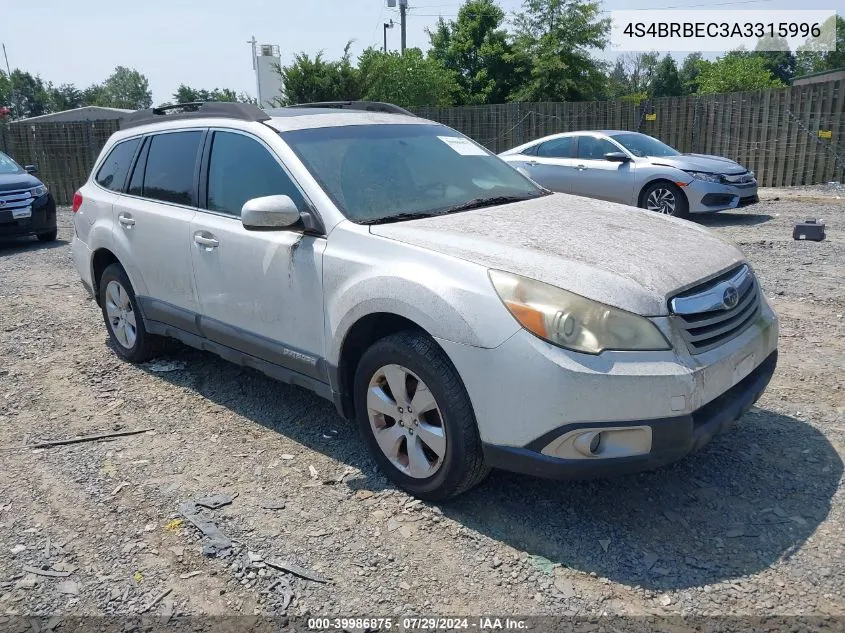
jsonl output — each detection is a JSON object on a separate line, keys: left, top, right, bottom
{"left": 241, "top": 195, "right": 301, "bottom": 230}
{"left": 604, "top": 152, "right": 631, "bottom": 163}
{"left": 24, "top": 164, "right": 39, "bottom": 174}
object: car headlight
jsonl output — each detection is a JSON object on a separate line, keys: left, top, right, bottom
{"left": 489, "top": 270, "right": 670, "bottom": 354}
{"left": 29, "top": 185, "right": 48, "bottom": 198}
{"left": 684, "top": 171, "right": 721, "bottom": 184}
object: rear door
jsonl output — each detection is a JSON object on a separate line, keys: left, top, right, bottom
{"left": 572, "top": 135, "right": 635, "bottom": 203}
{"left": 510, "top": 136, "right": 575, "bottom": 192}
{"left": 114, "top": 130, "right": 204, "bottom": 331}
{"left": 189, "top": 129, "right": 326, "bottom": 380}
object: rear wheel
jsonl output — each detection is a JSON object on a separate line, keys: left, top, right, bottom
{"left": 353, "top": 331, "right": 489, "bottom": 500}
{"left": 641, "top": 182, "right": 688, "bottom": 218}
{"left": 37, "top": 229, "right": 57, "bottom": 242}
{"left": 99, "top": 263, "right": 165, "bottom": 363}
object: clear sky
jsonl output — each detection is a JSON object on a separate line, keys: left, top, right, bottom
{"left": 1, "top": 0, "right": 834, "bottom": 104}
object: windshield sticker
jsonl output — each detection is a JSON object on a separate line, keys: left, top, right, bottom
{"left": 438, "top": 136, "right": 488, "bottom": 156}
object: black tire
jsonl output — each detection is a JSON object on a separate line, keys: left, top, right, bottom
{"left": 98, "top": 263, "right": 165, "bottom": 363}
{"left": 353, "top": 331, "right": 490, "bottom": 501}
{"left": 640, "top": 181, "right": 689, "bottom": 218}
{"left": 37, "top": 229, "right": 57, "bottom": 242}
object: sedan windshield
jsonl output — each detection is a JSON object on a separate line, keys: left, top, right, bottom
{"left": 0, "top": 152, "right": 23, "bottom": 175}
{"left": 281, "top": 124, "right": 547, "bottom": 224}
{"left": 610, "top": 133, "right": 680, "bottom": 158}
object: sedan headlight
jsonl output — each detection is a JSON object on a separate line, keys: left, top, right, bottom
{"left": 29, "top": 185, "right": 48, "bottom": 198}
{"left": 489, "top": 270, "right": 670, "bottom": 354}
{"left": 684, "top": 171, "right": 721, "bottom": 184}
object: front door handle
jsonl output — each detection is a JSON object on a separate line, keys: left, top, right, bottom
{"left": 525, "top": 160, "right": 538, "bottom": 166}
{"left": 576, "top": 164, "right": 586, "bottom": 170}
{"left": 194, "top": 234, "right": 219, "bottom": 249}
{"left": 118, "top": 214, "right": 135, "bottom": 228}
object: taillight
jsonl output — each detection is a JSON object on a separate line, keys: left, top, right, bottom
{"left": 72, "top": 191, "right": 83, "bottom": 213}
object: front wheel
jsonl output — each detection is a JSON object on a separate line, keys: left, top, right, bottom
{"left": 37, "top": 229, "right": 57, "bottom": 242}
{"left": 353, "top": 331, "right": 489, "bottom": 500}
{"left": 640, "top": 182, "right": 688, "bottom": 218}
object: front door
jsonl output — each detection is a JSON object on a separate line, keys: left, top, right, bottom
{"left": 189, "top": 129, "right": 326, "bottom": 381}
{"left": 572, "top": 135, "right": 635, "bottom": 204}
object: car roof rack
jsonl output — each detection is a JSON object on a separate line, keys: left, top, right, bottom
{"left": 122, "top": 102, "right": 271, "bottom": 129}
{"left": 286, "top": 101, "right": 415, "bottom": 117}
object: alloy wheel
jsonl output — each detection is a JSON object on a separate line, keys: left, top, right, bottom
{"left": 104, "top": 280, "right": 137, "bottom": 349}
{"left": 366, "top": 363, "right": 447, "bottom": 479}
{"left": 646, "top": 188, "right": 677, "bottom": 215}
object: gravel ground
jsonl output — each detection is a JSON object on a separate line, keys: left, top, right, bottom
{"left": 0, "top": 188, "right": 843, "bottom": 622}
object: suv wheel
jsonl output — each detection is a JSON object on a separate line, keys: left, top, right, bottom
{"left": 37, "top": 229, "right": 58, "bottom": 242}
{"left": 353, "top": 331, "right": 489, "bottom": 500}
{"left": 641, "top": 182, "right": 688, "bottom": 218}
{"left": 99, "top": 263, "right": 164, "bottom": 363}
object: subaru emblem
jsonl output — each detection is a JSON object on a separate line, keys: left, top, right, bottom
{"left": 0, "top": 200, "right": 6, "bottom": 207}
{"left": 722, "top": 286, "right": 739, "bottom": 309}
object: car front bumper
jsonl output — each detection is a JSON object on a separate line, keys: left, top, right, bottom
{"left": 437, "top": 299, "right": 778, "bottom": 479}
{"left": 684, "top": 178, "right": 758, "bottom": 213}
{"left": 0, "top": 194, "right": 56, "bottom": 238}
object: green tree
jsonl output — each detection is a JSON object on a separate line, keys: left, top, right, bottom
{"left": 427, "top": 0, "right": 521, "bottom": 104}
{"left": 82, "top": 83, "right": 109, "bottom": 107}
{"left": 796, "top": 15, "right": 845, "bottom": 76}
{"left": 275, "top": 43, "right": 361, "bottom": 106}
{"left": 650, "top": 55, "right": 682, "bottom": 98}
{"left": 752, "top": 37, "right": 796, "bottom": 84}
{"left": 358, "top": 48, "right": 458, "bottom": 107}
{"left": 100, "top": 66, "right": 152, "bottom": 109}
{"left": 695, "top": 52, "right": 783, "bottom": 94}
{"left": 510, "top": 0, "right": 609, "bottom": 102}
{"left": 679, "top": 52, "right": 704, "bottom": 95}
{"left": 47, "top": 83, "right": 84, "bottom": 112}
{"left": 171, "top": 85, "right": 246, "bottom": 104}
{"left": 7, "top": 70, "right": 50, "bottom": 118}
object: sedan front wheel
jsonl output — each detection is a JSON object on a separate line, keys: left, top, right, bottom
{"left": 641, "top": 182, "right": 688, "bottom": 218}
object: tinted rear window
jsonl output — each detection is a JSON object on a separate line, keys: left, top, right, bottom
{"left": 96, "top": 138, "right": 141, "bottom": 192}
{"left": 142, "top": 131, "right": 203, "bottom": 205}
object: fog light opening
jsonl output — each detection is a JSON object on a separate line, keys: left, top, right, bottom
{"left": 589, "top": 432, "right": 602, "bottom": 455}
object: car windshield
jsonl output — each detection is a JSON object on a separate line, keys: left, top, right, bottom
{"left": 280, "top": 124, "right": 547, "bottom": 224}
{"left": 610, "top": 133, "right": 680, "bottom": 158}
{"left": 0, "top": 152, "right": 23, "bottom": 175}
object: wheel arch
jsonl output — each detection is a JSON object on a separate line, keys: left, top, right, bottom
{"left": 91, "top": 248, "right": 122, "bottom": 305}
{"left": 637, "top": 178, "right": 689, "bottom": 209}
{"left": 333, "top": 312, "right": 433, "bottom": 420}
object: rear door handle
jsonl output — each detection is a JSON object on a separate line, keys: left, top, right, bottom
{"left": 118, "top": 214, "right": 135, "bottom": 228}
{"left": 194, "top": 234, "right": 219, "bottom": 249}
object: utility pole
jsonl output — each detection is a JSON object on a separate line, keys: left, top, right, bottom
{"left": 247, "top": 36, "right": 260, "bottom": 105}
{"left": 398, "top": 0, "right": 407, "bottom": 54}
{"left": 383, "top": 20, "right": 394, "bottom": 53}
{"left": 2, "top": 43, "right": 18, "bottom": 119}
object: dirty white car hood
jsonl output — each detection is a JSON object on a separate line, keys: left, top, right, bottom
{"left": 369, "top": 193, "right": 745, "bottom": 316}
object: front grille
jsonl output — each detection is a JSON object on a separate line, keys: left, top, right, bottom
{"left": 0, "top": 188, "right": 35, "bottom": 210}
{"left": 670, "top": 265, "right": 761, "bottom": 354}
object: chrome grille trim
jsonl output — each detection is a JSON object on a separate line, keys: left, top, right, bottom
{"left": 670, "top": 265, "right": 761, "bottom": 354}
{"left": 0, "top": 189, "right": 35, "bottom": 210}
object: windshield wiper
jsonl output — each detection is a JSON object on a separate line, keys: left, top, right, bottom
{"left": 359, "top": 193, "right": 546, "bottom": 225}
{"left": 359, "top": 212, "right": 440, "bottom": 225}
{"left": 434, "top": 194, "right": 544, "bottom": 215}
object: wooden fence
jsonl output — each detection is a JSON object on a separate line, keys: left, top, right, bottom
{"left": 1, "top": 80, "right": 842, "bottom": 206}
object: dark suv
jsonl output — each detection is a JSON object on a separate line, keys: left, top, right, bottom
{"left": 0, "top": 151, "right": 57, "bottom": 242}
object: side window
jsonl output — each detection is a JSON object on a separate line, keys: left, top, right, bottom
{"left": 142, "top": 131, "right": 203, "bottom": 206}
{"left": 206, "top": 131, "right": 305, "bottom": 217}
{"left": 127, "top": 137, "right": 149, "bottom": 196}
{"left": 95, "top": 138, "right": 141, "bottom": 192}
{"left": 537, "top": 137, "right": 574, "bottom": 159}
{"left": 576, "top": 136, "right": 619, "bottom": 161}
{"left": 519, "top": 144, "right": 539, "bottom": 156}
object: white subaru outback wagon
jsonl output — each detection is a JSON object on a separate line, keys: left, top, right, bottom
{"left": 71, "top": 102, "right": 778, "bottom": 500}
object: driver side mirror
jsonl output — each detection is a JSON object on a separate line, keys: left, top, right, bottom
{"left": 24, "top": 164, "right": 39, "bottom": 174}
{"left": 604, "top": 152, "right": 631, "bottom": 163}
{"left": 241, "top": 195, "right": 302, "bottom": 231}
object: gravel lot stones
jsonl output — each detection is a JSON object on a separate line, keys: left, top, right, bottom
{"left": 0, "top": 189, "right": 843, "bottom": 617}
